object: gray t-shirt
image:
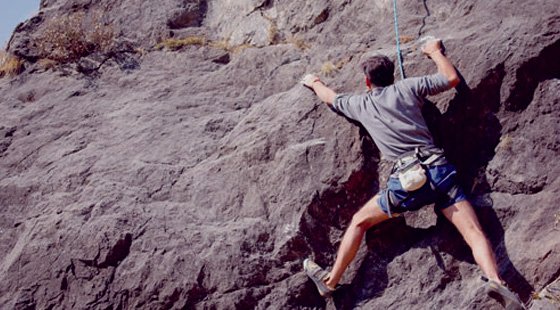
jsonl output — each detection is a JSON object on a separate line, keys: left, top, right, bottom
{"left": 332, "top": 73, "right": 451, "bottom": 160}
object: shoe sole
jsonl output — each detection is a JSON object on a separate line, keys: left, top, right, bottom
{"left": 486, "top": 281, "right": 525, "bottom": 310}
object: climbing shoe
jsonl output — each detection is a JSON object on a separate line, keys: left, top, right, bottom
{"left": 482, "top": 277, "right": 525, "bottom": 310}
{"left": 303, "top": 258, "right": 336, "bottom": 297}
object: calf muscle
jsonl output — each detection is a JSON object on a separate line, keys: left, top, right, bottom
{"left": 442, "top": 200, "right": 501, "bottom": 283}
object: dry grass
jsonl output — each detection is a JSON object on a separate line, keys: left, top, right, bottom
{"left": 262, "top": 13, "right": 311, "bottom": 50}
{"left": 260, "top": 13, "right": 280, "bottom": 45}
{"left": 208, "top": 39, "right": 231, "bottom": 51}
{"left": 37, "top": 58, "right": 57, "bottom": 71}
{"left": 157, "top": 16, "right": 309, "bottom": 55}
{"left": 267, "top": 23, "right": 279, "bottom": 45}
{"left": 228, "top": 43, "right": 254, "bottom": 54}
{"left": 335, "top": 57, "right": 351, "bottom": 70}
{"left": 285, "top": 36, "right": 310, "bottom": 50}
{"left": 319, "top": 57, "right": 351, "bottom": 77}
{"left": 134, "top": 47, "right": 147, "bottom": 57}
{"left": 320, "top": 61, "right": 338, "bottom": 76}
{"left": 497, "top": 134, "right": 513, "bottom": 152}
{"left": 36, "top": 11, "right": 114, "bottom": 63}
{"left": 157, "top": 36, "right": 255, "bottom": 54}
{"left": 155, "top": 36, "right": 207, "bottom": 51}
{"left": 208, "top": 39, "right": 252, "bottom": 54}
{"left": 0, "top": 51, "right": 24, "bottom": 78}
{"left": 400, "top": 35, "right": 415, "bottom": 44}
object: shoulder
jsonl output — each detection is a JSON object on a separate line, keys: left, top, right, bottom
{"left": 334, "top": 92, "right": 369, "bottom": 106}
{"left": 395, "top": 74, "right": 451, "bottom": 97}
{"left": 332, "top": 92, "right": 370, "bottom": 120}
{"left": 397, "top": 74, "right": 447, "bottom": 87}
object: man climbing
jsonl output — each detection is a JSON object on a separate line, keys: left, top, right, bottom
{"left": 300, "top": 38, "right": 524, "bottom": 309}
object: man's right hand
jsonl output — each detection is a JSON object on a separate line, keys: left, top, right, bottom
{"left": 301, "top": 74, "right": 321, "bottom": 88}
{"left": 421, "top": 38, "right": 443, "bottom": 57}
{"left": 420, "top": 38, "right": 460, "bottom": 88}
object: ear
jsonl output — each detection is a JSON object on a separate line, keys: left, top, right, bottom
{"left": 365, "top": 77, "right": 372, "bottom": 90}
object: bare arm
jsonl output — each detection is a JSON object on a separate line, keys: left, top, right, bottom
{"left": 311, "top": 81, "right": 337, "bottom": 105}
{"left": 301, "top": 74, "right": 337, "bottom": 106}
{"left": 422, "top": 40, "right": 460, "bottom": 88}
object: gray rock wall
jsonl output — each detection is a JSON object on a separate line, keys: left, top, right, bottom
{"left": 1, "top": 0, "right": 559, "bottom": 309}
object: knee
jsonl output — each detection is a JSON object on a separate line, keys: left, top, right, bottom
{"left": 350, "top": 214, "right": 372, "bottom": 231}
{"left": 350, "top": 207, "right": 376, "bottom": 230}
{"left": 349, "top": 195, "right": 387, "bottom": 231}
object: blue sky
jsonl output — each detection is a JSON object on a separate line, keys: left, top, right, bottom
{"left": 0, "top": 0, "right": 41, "bottom": 48}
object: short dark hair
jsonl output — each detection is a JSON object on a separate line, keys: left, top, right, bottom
{"left": 361, "top": 56, "right": 395, "bottom": 87}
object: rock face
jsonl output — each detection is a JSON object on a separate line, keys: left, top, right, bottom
{"left": 1, "top": 0, "right": 559, "bottom": 309}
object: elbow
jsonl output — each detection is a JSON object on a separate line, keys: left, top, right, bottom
{"left": 448, "top": 74, "right": 460, "bottom": 88}
{"left": 321, "top": 91, "right": 336, "bottom": 106}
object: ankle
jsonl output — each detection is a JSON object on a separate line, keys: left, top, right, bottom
{"left": 324, "top": 278, "right": 337, "bottom": 290}
{"left": 489, "top": 276, "right": 504, "bottom": 285}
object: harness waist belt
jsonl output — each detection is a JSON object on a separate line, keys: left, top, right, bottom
{"left": 392, "top": 147, "right": 447, "bottom": 174}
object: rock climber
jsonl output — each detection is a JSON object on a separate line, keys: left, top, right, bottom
{"left": 300, "top": 38, "right": 524, "bottom": 309}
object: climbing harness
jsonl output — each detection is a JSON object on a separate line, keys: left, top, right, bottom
{"left": 392, "top": 0, "right": 405, "bottom": 79}
{"left": 385, "top": 147, "right": 449, "bottom": 217}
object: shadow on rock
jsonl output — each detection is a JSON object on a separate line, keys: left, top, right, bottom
{"left": 332, "top": 219, "right": 437, "bottom": 309}
{"left": 331, "top": 66, "right": 534, "bottom": 308}
{"left": 426, "top": 67, "right": 534, "bottom": 301}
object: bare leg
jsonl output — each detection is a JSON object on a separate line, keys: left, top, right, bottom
{"left": 325, "top": 194, "right": 391, "bottom": 288}
{"left": 441, "top": 200, "right": 502, "bottom": 283}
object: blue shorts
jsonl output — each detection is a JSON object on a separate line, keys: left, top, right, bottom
{"left": 378, "top": 163, "right": 467, "bottom": 216}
